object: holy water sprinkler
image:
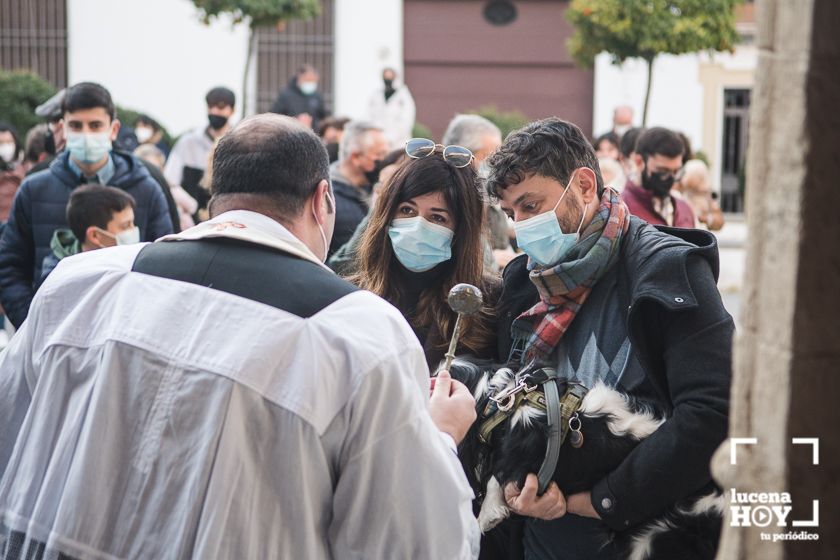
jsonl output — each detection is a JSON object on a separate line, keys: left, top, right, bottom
{"left": 443, "top": 283, "right": 484, "bottom": 371}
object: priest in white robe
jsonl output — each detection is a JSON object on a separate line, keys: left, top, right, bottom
{"left": 0, "top": 114, "right": 479, "bottom": 560}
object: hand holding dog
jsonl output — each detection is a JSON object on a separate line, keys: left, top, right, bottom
{"left": 504, "top": 475, "right": 601, "bottom": 520}
{"left": 429, "top": 370, "right": 476, "bottom": 445}
{"left": 504, "top": 474, "right": 567, "bottom": 520}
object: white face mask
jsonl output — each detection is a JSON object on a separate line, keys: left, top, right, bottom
{"left": 614, "top": 124, "right": 631, "bottom": 136}
{"left": 0, "top": 142, "right": 16, "bottom": 163}
{"left": 299, "top": 81, "right": 318, "bottom": 95}
{"left": 66, "top": 131, "right": 112, "bottom": 164}
{"left": 135, "top": 126, "right": 153, "bottom": 143}
{"left": 97, "top": 226, "right": 140, "bottom": 246}
{"left": 512, "top": 171, "right": 587, "bottom": 267}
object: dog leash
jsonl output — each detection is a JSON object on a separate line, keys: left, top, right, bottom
{"left": 478, "top": 367, "right": 589, "bottom": 494}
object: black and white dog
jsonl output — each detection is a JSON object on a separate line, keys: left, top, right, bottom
{"left": 442, "top": 358, "right": 723, "bottom": 560}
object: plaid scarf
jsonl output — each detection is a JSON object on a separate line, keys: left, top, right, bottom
{"left": 511, "top": 188, "right": 630, "bottom": 362}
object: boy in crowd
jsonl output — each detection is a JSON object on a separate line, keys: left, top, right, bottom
{"left": 39, "top": 185, "right": 138, "bottom": 286}
{"left": 0, "top": 82, "right": 173, "bottom": 327}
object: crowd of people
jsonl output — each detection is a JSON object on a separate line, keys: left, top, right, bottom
{"left": 0, "top": 67, "right": 734, "bottom": 560}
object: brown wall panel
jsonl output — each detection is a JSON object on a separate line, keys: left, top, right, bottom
{"left": 404, "top": 0, "right": 592, "bottom": 139}
{"left": 0, "top": 0, "right": 67, "bottom": 88}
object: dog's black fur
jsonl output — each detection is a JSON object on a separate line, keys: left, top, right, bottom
{"left": 444, "top": 358, "right": 723, "bottom": 560}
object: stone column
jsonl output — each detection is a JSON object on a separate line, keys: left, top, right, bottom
{"left": 711, "top": 0, "right": 840, "bottom": 558}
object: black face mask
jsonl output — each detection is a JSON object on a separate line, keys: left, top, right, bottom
{"left": 641, "top": 164, "right": 676, "bottom": 197}
{"left": 208, "top": 114, "right": 228, "bottom": 130}
{"left": 383, "top": 78, "right": 394, "bottom": 91}
{"left": 325, "top": 142, "right": 340, "bottom": 163}
{"left": 364, "top": 159, "right": 384, "bottom": 186}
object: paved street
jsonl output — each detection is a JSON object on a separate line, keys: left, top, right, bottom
{"left": 715, "top": 214, "right": 747, "bottom": 327}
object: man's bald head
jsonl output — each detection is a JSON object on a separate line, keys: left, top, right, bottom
{"left": 211, "top": 113, "right": 330, "bottom": 220}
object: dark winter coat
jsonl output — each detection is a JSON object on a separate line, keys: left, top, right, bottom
{"left": 496, "top": 217, "right": 733, "bottom": 539}
{"left": 0, "top": 151, "right": 174, "bottom": 327}
{"left": 270, "top": 77, "right": 328, "bottom": 130}
{"left": 329, "top": 177, "right": 370, "bottom": 258}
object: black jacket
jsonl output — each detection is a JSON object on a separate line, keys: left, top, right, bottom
{"left": 496, "top": 217, "right": 733, "bottom": 532}
{"left": 270, "top": 77, "right": 328, "bottom": 130}
{"left": 0, "top": 151, "right": 175, "bottom": 327}
{"left": 329, "top": 178, "right": 369, "bottom": 257}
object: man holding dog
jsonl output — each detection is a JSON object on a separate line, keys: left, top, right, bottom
{"left": 0, "top": 114, "right": 479, "bottom": 559}
{"left": 483, "top": 118, "right": 733, "bottom": 559}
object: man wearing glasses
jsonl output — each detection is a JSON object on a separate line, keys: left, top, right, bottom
{"left": 620, "top": 127, "right": 697, "bottom": 228}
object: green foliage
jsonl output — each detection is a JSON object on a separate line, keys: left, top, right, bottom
{"left": 190, "top": 0, "right": 320, "bottom": 26}
{"left": 412, "top": 122, "right": 433, "bottom": 140}
{"left": 0, "top": 70, "right": 57, "bottom": 137}
{"left": 566, "top": 0, "right": 741, "bottom": 67}
{"left": 471, "top": 106, "right": 531, "bottom": 139}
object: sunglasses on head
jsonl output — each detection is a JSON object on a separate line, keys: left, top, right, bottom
{"left": 405, "top": 138, "right": 475, "bottom": 169}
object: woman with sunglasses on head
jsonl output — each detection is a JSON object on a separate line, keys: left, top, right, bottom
{"left": 350, "top": 138, "right": 499, "bottom": 367}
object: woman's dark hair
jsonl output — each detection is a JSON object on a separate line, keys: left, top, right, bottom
{"left": 62, "top": 82, "right": 116, "bottom": 120}
{"left": 352, "top": 150, "right": 494, "bottom": 354}
{"left": 135, "top": 114, "right": 161, "bottom": 132}
{"left": 67, "top": 185, "right": 135, "bottom": 242}
{"left": 485, "top": 117, "right": 604, "bottom": 200}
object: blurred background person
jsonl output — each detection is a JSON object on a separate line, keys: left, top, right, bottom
{"left": 0, "top": 82, "right": 174, "bottom": 328}
{"left": 612, "top": 104, "right": 634, "bottom": 137}
{"left": 621, "top": 127, "right": 695, "bottom": 228}
{"left": 598, "top": 157, "right": 626, "bottom": 193}
{"left": 367, "top": 67, "right": 416, "bottom": 148}
{"left": 136, "top": 144, "right": 197, "bottom": 230}
{"left": 134, "top": 114, "right": 170, "bottom": 157}
{"left": 593, "top": 131, "right": 620, "bottom": 161}
{"left": 23, "top": 124, "right": 52, "bottom": 174}
{"left": 678, "top": 159, "right": 725, "bottom": 231}
{"left": 39, "top": 185, "right": 138, "bottom": 286}
{"left": 27, "top": 89, "right": 66, "bottom": 176}
{"left": 164, "top": 86, "right": 234, "bottom": 218}
{"left": 327, "top": 147, "right": 407, "bottom": 275}
{"left": 349, "top": 141, "right": 498, "bottom": 367}
{"left": 0, "top": 122, "right": 24, "bottom": 223}
{"left": 317, "top": 116, "right": 350, "bottom": 163}
{"left": 270, "top": 63, "right": 329, "bottom": 131}
{"left": 443, "top": 113, "right": 515, "bottom": 271}
{"left": 618, "top": 126, "right": 644, "bottom": 184}
{"left": 329, "top": 121, "right": 389, "bottom": 256}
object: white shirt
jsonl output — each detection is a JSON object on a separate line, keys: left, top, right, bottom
{"left": 0, "top": 211, "right": 479, "bottom": 559}
{"left": 367, "top": 83, "right": 416, "bottom": 149}
{"left": 162, "top": 127, "right": 215, "bottom": 187}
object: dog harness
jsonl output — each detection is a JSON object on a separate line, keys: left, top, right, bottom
{"left": 478, "top": 366, "right": 589, "bottom": 494}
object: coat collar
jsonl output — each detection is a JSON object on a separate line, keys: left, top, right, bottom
{"left": 157, "top": 210, "right": 331, "bottom": 271}
{"left": 620, "top": 217, "right": 720, "bottom": 311}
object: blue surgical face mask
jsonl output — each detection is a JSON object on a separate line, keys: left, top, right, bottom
{"left": 66, "top": 131, "right": 112, "bottom": 164}
{"left": 388, "top": 216, "right": 454, "bottom": 273}
{"left": 513, "top": 171, "right": 588, "bottom": 267}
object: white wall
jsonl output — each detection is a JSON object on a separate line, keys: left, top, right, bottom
{"left": 594, "top": 46, "right": 757, "bottom": 165}
{"left": 68, "top": 0, "right": 250, "bottom": 136}
{"left": 333, "top": 0, "right": 403, "bottom": 120}
{"left": 593, "top": 53, "right": 705, "bottom": 151}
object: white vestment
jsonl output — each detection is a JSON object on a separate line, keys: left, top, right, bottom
{"left": 0, "top": 210, "right": 478, "bottom": 559}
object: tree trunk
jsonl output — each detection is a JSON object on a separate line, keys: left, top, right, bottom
{"left": 642, "top": 56, "right": 654, "bottom": 126}
{"left": 242, "top": 27, "right": 256, "bottom": 118}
